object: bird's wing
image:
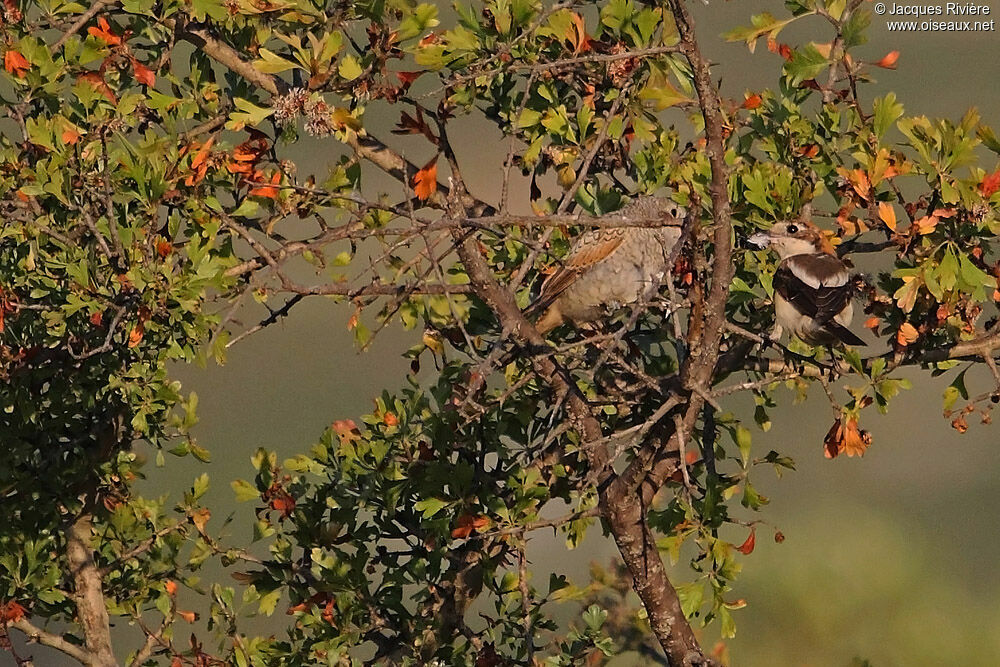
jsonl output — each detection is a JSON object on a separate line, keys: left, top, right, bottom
{"left": 530, "top": 228, "right": 627, "bottom": 312}
{"left": 774, "top": 254, "right": 852, "bottom": 325}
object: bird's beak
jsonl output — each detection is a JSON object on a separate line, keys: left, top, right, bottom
{"left": 747, "top": 232, "right": 771, "bottom": 248}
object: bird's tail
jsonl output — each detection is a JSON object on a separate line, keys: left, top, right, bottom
{"left": 825, "top": 321, "right": 866, "bottom": 347}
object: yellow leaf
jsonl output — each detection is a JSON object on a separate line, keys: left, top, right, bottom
{"left": 877, "top": 202, "right": 897, "bottom": 231}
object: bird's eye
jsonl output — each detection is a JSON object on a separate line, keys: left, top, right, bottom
{"left": 787, "top": 224, "right": 799, "bottom": 234}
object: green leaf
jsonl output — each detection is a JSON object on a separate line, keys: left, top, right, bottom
{"left": 414, "top": 497, "right": 449, "bottom": 518}
{"left": 254, "top": 48, "right": 299, "bottom": 74}
{"left": 582, "top": 604, "right": 607, "bottom": 630}
{"left": 231, "top": 479, "right": 260, "bottom": 502}
{"left": 873, "top": 93, "right": 904, "bottom": 139}
{"left": 784, "top": 44, "right": 828, "bottom": 86}
{"left": 338, "top": 55, "right": 363, "bottom": 81}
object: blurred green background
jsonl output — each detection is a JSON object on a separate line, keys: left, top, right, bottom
{"left": 11, "top": 3, "right": 1000, "bottom": 665}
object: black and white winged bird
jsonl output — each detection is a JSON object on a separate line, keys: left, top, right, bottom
{"left": 748, "top": 221, "right": 866, "bottom": 347}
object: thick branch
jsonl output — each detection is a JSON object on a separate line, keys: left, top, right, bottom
{"left": 10, "top": 618, "right": 93, "bottom": 665}
{"left": 177, "top": 22, "right": 282, "bottom": 96}
{"left": 65, "top": 515, "right": 116, "bottom": 667}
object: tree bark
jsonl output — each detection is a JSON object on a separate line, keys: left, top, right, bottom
{"left": 65, "top": 514, "right": 117, "bottom": 667}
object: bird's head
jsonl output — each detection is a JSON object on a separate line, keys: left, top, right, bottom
{"left": 748, "top": 221, "right": 834, "bottom": 258}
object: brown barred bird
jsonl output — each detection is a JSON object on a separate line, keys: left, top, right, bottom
{"left": 529, "top": 196, "right": 686, "bottom": 334}
{"left": 748, "top": 221, "right": 865, "bottom": 346}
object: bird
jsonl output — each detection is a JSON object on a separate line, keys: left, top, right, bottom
{"left": 529, "top": 196, "right": 686, "bottom": 334}
{"left": 748, "top": 221, "right": 866, "bottom": 347}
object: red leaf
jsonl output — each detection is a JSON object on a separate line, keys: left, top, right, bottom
{"left": 88, "top": 17, "right": 122, "bottom": 46}
{"left": 268, "top": 493, "right": 296, "bottom": 519}
{"left": 412, "top": 156, "right": 438, "bottom": 201}
{"left": 742, "top": 93, "right": 762, "bottom": 110}
{"left": 874, "top": 50, "right": 899, "bottom": 69}
{"left": 736, "top": 528, "right": 756, "bottom": 555}
{"left": 1, "top": 600, "right": 26, "bottom": 624}
{"left": 767, "top": 39, "right": 792, "bottom": 61}
{"left": 979, "top": 169, "right": 1000, "bottom": 198}
{"left": 4, "top": 50, "right": 29, "bottom": 77}
{"left": 396, "top": 70, "right": 423, "bottom": 88}
{"left": 131, "top": 57, "right": 155, "bottom": 86}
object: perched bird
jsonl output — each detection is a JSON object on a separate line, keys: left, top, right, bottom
{"left": 529, "top": 196, "right": 686, "bottom": 334}
{"left": 748, "top": 221, "right": 865, "bottom": 347}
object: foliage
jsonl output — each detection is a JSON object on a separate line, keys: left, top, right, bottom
{"left": 2, "top": 0, "right": 1000, "bottom": 665}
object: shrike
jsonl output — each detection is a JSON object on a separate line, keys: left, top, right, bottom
{"left": 748, "top": 221, "right": 865, "bottom": 347}
{"left": 529, "top": 196, "right": 686, "bottom": 334}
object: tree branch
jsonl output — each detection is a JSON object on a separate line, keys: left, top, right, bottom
{"left": 10, "top": 618, "right": 93, "bottom": 665}
{"left": 65, "top": 514, "right": 116, "bottom": 667}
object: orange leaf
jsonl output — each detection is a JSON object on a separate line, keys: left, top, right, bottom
{"left": 249, "top": 171, "right": 280, "bottom": 198}
{"left": 190, "top": 136, "right": 215, "bottom": 170}
{"left": 4, "top": 50, "right": 29, "bottom": 77}
{"left": 88, "top": 17, "right": 122, "bottom": 46}
{"left": 864, "top": 316, "right": 881, "bottom": 330}
{"left": 766, "top": 38, "right": 792, "bottom": 61}
{"left": 131, "top": 58, "right": 155, "bottom": 86}
{"left": 1, "top": 600, "right": 26, "bottom": 624}
{"left": 823, "top": 417, "right": 872, "bottom": 459}
{"left": 177, "top": 610, "right": 197, "bottom": 623}
{"left": 127, "top": 322, "right": 144, "bottom": 347}
{"left": 383, "top": 412, "right": 398, "bottom": 427}
{"left": 156, "top": 239, "right": 172, "bottom": 258}
{"left": 913, "top": 215, "right": 938, "bottom": 235}
{"left": 412, "top": 156, "right": 438, "bottom": 201}
{"left": 268, "top": 493, "right": 296, "bottom": 519}
{"left": 190, "top": 508, "right": 210, "bottom": 534}
{"left": 567, "top": 12, "right": 592, "bottom": 54}
{"left": 451, "top": 514, "right": 490, "bottom": 539}
{"left": 736, "top": 528, "right": 756, "bottom": 555}
{"left": 165, "top": 580, "right": 178, "bottom": 597}
{"left": 62, "top": 126, "right": 81, "bottom": 144}
{"left": 322, "top": 599, "right": 335, "bottom": 625}
{"left": 877, "top": 201, "right": 897, "bottom": 231}
{"left": 78, "top": 71, "right": 117, "bottom": 105}
{"left": 896, "top": 322, "right": 918, "bottom": 346}
{"left": 873, "top": 50, "right": 899, "bottom": 69}
{"left": 979, "top": 169, "right": 1000, "bottom": 198}
{"left": 742, "top": 93, "right": 762, "bottom": 110}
